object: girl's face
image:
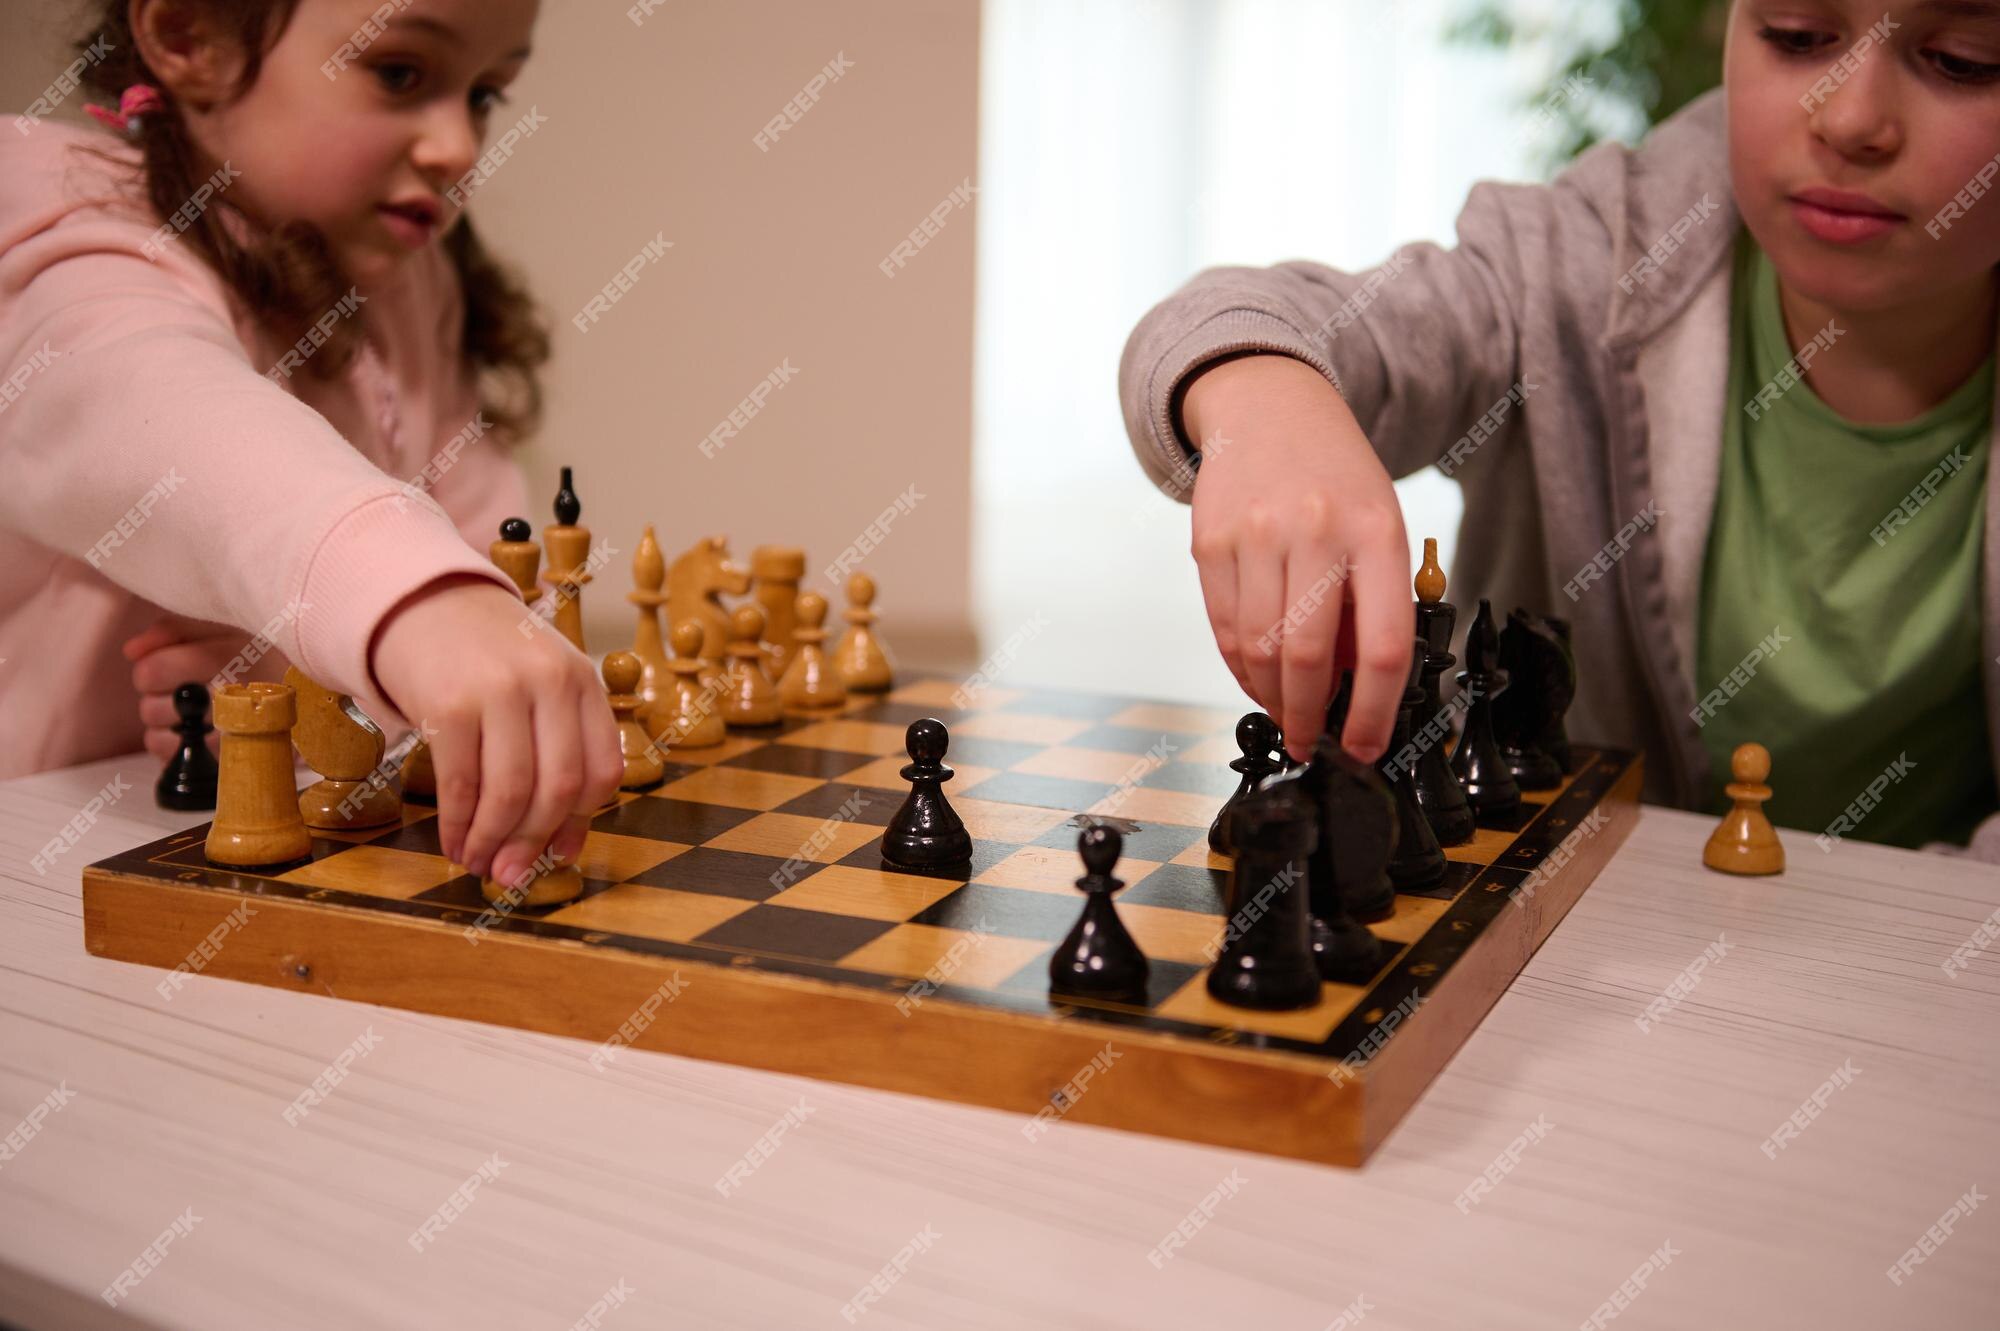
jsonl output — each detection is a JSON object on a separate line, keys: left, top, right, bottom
{"left": 1726, "top": 0, "right": 2000, "bottom": 315}
{"left": 182, "top": 0, "right": 538, "bottom": 287}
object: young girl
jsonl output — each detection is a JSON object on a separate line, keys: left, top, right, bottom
{"left": 0, "top": 0, "right": 624, "bottom": 888}
{"left": 1120, "top": 0, "right": 2000, "bottom": 854}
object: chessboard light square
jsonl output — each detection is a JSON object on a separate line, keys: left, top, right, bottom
{"left": 574, "top": 831, "right": 691, "bottom": 883}
{"left": 978, "top": 845, "right": 1161, "bottom": 897}
{"left": 1012, "top": 745, "right": 1166, "bottom": 785}
{"left": 766, "top": 865, "right": 964, "bottom": 921}
{"left": 1107, "top": 702, "right": 1239, "bottom": 734}
{"left": 889, "top": 678, "right": 1019, "bottom": 710}
{"left": 1171, "top": 839, "right": 1232, "bottom": 870}
{"left": 776, "top": 719, "right": 912, "bottom": 756}
{"left": 1118, "top": 902, "right": 1226, "bottom": 965}
{"left": 1371, "top": 893, "right": 1452, "bottom": 945}
{"left": 951, "top": 797, "right": 1075, "bottom": 845}
{"left": 1151, "top": 973, "right": 1356, "bottom": 1044}
{"left": 1174, "top": 734, "right": 1243, "bottom": 765}
{"left": 951, "top": 711, "right": 1092, "bottom": 745}
{"left": 655, "top": 735, "right": 767, "bottom": 768}
{"left": 657, "top": 766, "right": 823, "bottom": 811}
{"left": 1088, "top": 786, "right": 1224, "bottom": 828}
{"left": 840, "top": 753, "right": 998, "bottom": 794}
{"left": 837, "top": 923, "right": 1051, "bottom": 987}
{"left": 276, "top": 845, "right": 457, "bottom": 899}
{"left": 543, "top": 884, "right": 754, "bottom": 941}
{"left": 1444, "top": 825, "right": 1521, "bottom": 865}
{"left": 705, "top": 812, "right": 884, "bottom": 865}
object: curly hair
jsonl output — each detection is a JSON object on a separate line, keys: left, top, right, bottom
{"left": 71, "top": 0, "right": 548, "bottom": 442}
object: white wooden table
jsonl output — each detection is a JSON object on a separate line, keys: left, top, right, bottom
{"left": 3, "top": 750, "right": 1996, "bottom": 1330}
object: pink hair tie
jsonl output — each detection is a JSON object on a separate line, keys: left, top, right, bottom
{"left": 84, "top": 84, "right": 165, "bottom": 137}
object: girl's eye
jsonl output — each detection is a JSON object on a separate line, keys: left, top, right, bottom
{"left": 1928, "top": 49, "right": 2000, "bottom": 84}
{"left": 374, "top": 61, "right": 421, "bottom": 95}
{"left": 1757, "top": 25, "right": 1836, "bottom": 57}
{"left": 470, "top": 85, "right": 510, "bottom": 115}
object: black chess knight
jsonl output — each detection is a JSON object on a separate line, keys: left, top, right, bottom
{"left": 1494, "top": 608, "right": 1577, "bottom": 787}
{"left": 1451, "top": 600, "right": 1523, "bottom": 823}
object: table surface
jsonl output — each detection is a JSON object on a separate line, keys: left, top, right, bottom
{"left": 2, "top": 748, "right": 1997, "bottom": 1331}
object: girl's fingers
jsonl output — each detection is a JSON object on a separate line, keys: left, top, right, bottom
{"left": 461, "top": 697, "right": 532, "bottom": 880}
{"left": 1234, "top": 544, "right": 1287, "bottom": 721}
{"left": 1339, "top": 529, "right": 1418, "bottom": 762}
{"left": 1193, "top": 542, "right": 1248, "bottom": 698}
{"left": 1278, "top": 546, "right": 1345, "bottom": 761}
{"left": 576, "top": 691, "right": 624, "bottom": 821}
{"left": 430, "top": 708, "right": 482, "bottom": 868}
{"left": 490, "top": 692, "right": 583, "bottom": 889}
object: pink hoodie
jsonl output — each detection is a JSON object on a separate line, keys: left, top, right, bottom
{"left": 0, "top": 123, "right": 526, "bottom": 778}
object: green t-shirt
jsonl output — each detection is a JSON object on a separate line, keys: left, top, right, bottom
{"left": 1695, "top": 235, "right": 1996, "bottom": 848}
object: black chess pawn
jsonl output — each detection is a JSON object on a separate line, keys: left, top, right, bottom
{"left": 1412, "top": 547, "right": 1476, "bottom": 847}
{"left": 1450, "top": 599, "right": 1522, "bottom": 824}
{"left": 1049, "top": 825, "right": 1149, "bottom": 1004}
{"left": 155, "top": 682, "right": 219, "bottom": 811}
{"left": 1207, "top": 784, "right": 1321, "bottom": 1010}
{"left": 1494, "top": 608, "right": 1577, "bottom": 790}
{"left": 881, "top": 718, "right": 973, "bottom": 869}
{"left": 1208, "top": 713, "right": 1283, "bottom": 855}
{"left": 1382, "top": 639, "right": 1447, "bottom": 889}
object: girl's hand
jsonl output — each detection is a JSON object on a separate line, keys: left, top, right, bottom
{"left": 122, "top": 616, "right": 285, "bottom": 762}
{"left": 1181, "top": 353, "right": 1415, "bottom": 764}
{"left": 369, "top": 575, "right": 625, "bottom": 889}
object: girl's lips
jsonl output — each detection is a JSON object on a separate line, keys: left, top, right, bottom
{"left": 1789, "top": 197, "right": 1903, "bottom": 245}
{"left": 377, "top": 204, "right": 438, "bottom": 248}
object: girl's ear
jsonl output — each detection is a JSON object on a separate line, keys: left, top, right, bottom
{"left": 128, "top": 0, "right": 249, "bottom": 110}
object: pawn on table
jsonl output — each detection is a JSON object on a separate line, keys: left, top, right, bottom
{"left": 777, "top": 589, "right": 846, "bottom": 710}
{"left": 881, "top": 718, "right": 972, "bottom": 868}
{"left": 1049, "top": 825, "right": 1150, "bottom": 1005}
{"left": 155, "top": 682, "right": 219, "bottom": 811}
{"left": 603, "top": 651, "right": 665, "bottom": 789}
{"left": 1704, "top": 743, "right": 1785, "bottom": 876}
{"left": 721, "top": 605, "right": 782, "bottom": 727}
{"left": 1208, "top": 712, "right": 1282, "bottom": 856}
{"left": 645, "top": 621, "right": 727, "bottom": 750}
{"left": 833, "top": 571, "right": 893, "bottom": 693}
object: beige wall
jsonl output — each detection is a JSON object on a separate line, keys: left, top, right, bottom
{"left": 2, "top": 0, "right": 981, "bottom": 667}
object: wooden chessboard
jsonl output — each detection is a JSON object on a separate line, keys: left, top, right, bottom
{"left": 81, "top": 676, "right": 1640, "bottom": 1167}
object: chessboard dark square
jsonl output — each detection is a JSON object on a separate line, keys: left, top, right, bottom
{"left": 958, "top": 771, "right": 1118, "bottom": 813}
{"left": 367, "top": 819, "right": 446, "bottom": 856}
{"left": 1401, "top": 859, "right": 1482, "bottom": 901}
{"left": 834, "top": 837, "right": 1019, "bottom": 881}
{"left": 996, "top": 690, "right": 1135, "bottom": 720}
{"left": 1032, "top": 816, "right": 1209, "bottom": 865}
{"left": 720, "top": 745, "right": 878, "bottom": 780}
{"left": 1067, "top": 724, "right": 1183, "bottom": 755}
{"left": 693, "top": 903, "right": 894, "bottom": 962}
{"left": 412, "top": 874, "right": 622, "bottom": 912}
{"left": 909, "top": 881, "right": 1077, "bottom": 942}
{"left": 622, "top": 846, "right": 819, "bottom": 902}
{"left": 935, "top": 736, "right": 1045, "bottom": 770}
{"left": 592, "top": 796, "right": 760, "bottom": 842}
{"left": 844, "top": 700, "right": 972, "bottom": 729}
{"left": 1117, "top": 862, "right": 1229, "bottom": 915}
{"left": 992, "top": 952, "right": 1205, "bottom": 1010}
{"left": 772, "top": 783, "right": 896, "bottom": 824}
{"left": 1136, "top": 761, "right": 1241, "bottom": 798}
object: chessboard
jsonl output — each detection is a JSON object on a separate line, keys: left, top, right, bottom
{"left": 81, "top": 675, "right": 1640, "bottom": 1167}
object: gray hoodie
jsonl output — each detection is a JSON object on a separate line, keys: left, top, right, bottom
{"left": 1118, "top": 88, "right": 2000, "bottom": 858}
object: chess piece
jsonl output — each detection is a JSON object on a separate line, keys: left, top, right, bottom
{"left": 720, "top": 605, "right": 782, "bottom": 727}
{"left": 1412, "top": 539, "right": 1475, "bottom": 846}
{"left": 1298, "top": 683, "right": 1395, "bottom": 924}
{"left": 490, "top": 517, "right": 544, "bottom": 610}
{"left": 776, "top": 590, "right": 846, "bottom": 709}
{"left": 695, "top": 618, "right": 728, "bottom": 696}
{"left": 1049, "top": 825, "right": 1149, "bottom": 1004}
{"left": 667, "top": 536, "right": 751, "bottom": 662}
{"left": 155, "top": 682, "right": 219, "bottom": 811}
{"left": 648, "top": 621, "right": 728, "bottom": 749}
{"left": 1207, "top": 784, "right": 1321, "bottom": 1010}
{"left": 1383, "top": 641, "right": 1447, "bottom": 889}
{"left": 400, "top": 738, "right": 436, "bottom": 805}
{"left": 1208, "top": 712, "right": 1282, "bottom": 856}
{"left": 833, "top": 571, "right": 893, "bottom": 693}
{"left": 1450, "top": 599, "right": 1522, "bottom": 824}
{"left": 1494, "top": 608, "right": 1576, "bottom": 790}
{"left": 478, "top": 856, "right": 583, "bottom": 908}
{"left": 1541, "top": 615, "right": 1578, "bottom": 774}
{"left": 542, "top": 466, "right": 592, "bottom": 654}
{"left": 205, "top": 682, "right": 312, "bottom": 867}
{"left": 1301, "top": 754, "right": 1396, "bottom": 984}
{"left": 1704, "top": 743, "right": 1785, "bottom": 875}
{"left": 752, "top": 545, "right": 807, "bottom": 681}
{"left": 286, "top": 666, "right": 399, "bottom": 830}
{"left": 628, "top": 523, "right": 671, "bottom": 709}
{"left": 604, "top": 651, "right": 666, "bottom": 788}
{"left": 881, "top": 718, "right": 972, "bottom": 868}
